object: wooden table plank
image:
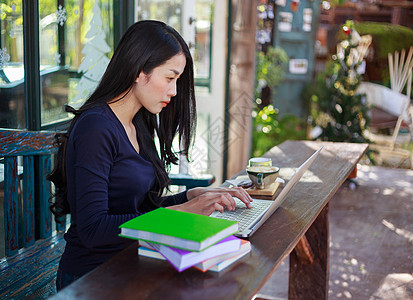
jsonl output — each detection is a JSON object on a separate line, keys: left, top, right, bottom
{"left": 51, "top": 141, "right": 368, "bottom": 300}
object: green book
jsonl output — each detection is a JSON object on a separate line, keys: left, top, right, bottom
{"left": 119, "top": 208, "right": 239, "bottom": 251}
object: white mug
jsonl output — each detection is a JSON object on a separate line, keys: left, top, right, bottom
{"left": 248, "top": 157, "right": 272, "bottom": 167}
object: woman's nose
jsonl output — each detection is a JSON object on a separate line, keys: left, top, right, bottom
{"left": 168, "top": 83, "right": 177, "bottom": 97}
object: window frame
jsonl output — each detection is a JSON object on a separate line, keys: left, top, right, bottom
{"left": 20, "top": 0, "right": 134, "bottom": 131}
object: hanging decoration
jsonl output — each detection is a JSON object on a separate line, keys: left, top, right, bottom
{"left": 290, "top": 0, "right": 300, "bottom": 12}
{"left": 278, "top": 12, "right": 293, "bottom": 32}
{"left": 303, "top": 8, "right": 312, "bottom": 32}
{"left": 289, "top": 58, "right": 308, "bottom": 74}
{"left": 55, "top": 5, "right": 67, "bottom": 26}
{"left": 256, "top": 0, "right": 276, "bottom": 52}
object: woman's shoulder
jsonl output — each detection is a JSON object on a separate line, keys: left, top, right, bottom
{"left": 75, "top": 105, "right": 116, "bottom": 127}
{"left": 68, "top": 105, "right": 120, "bottom": 158}
{"left": 72, "top": 105, "right": 120, "bottom": 139}
{"left": 78, "top": 104, "right": 110, "bottom": 121}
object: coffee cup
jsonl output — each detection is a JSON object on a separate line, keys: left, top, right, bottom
{"left": 248, "top": 157, "right": 272, "bottom": 167}
{"left": 246, "top": 165, "right": 279, "bottom": 189}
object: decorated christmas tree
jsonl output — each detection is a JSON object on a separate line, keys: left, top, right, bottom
{"left": 309, "top": 21, "right": 370, "bottom": 143}
{"left": 70, "top": 0, "right": 110, "bottom": 108}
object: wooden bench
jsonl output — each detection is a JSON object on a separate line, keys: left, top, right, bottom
{"left": 0, "top": 129, "right": 66, "bottom": 299}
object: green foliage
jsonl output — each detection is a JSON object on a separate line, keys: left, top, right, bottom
{"left": 255, "top": 46, "right": 289, "bottom": 98}
{"left": 252, "top": 46, "right": 293, "bottom": 156}
{"left": 327, "top": 0, "right": 348, "bottom": 6}
{"left": 251, "top": 105, "right": 307, "bottom": 157}
{"left": 0, "top": 4, "right": 13, "bottom": 20}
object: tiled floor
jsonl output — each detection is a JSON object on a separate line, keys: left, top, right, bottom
{"left": 258, "top": 165, "right": 413, "bottom": 300}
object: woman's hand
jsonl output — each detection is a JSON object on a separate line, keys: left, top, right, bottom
{"left": 168, "top": 187, "right": 253, "bottom": 216}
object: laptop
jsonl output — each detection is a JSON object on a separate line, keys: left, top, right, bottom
{"left": 210, "top": 146, "right": 323, "bottom": 237}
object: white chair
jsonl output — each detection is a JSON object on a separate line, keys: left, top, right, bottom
{"left": 388, "top": 47, "right": 413, "bottom": 96}
{"left": 358, "top": 82, "right": 411, "bottom": 148}
{"left": 357, "top": 81, "right": 412, "bottom": 168}
{"left": 388, "top": 47, "right": 413, "bottom": 140}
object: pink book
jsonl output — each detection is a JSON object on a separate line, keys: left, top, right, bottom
{"left": 140, "top": 235, "right": 241, "bottom": 272}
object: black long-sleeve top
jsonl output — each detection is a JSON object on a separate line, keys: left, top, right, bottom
{"left": 59, "top": 104, "right": 187, "bottom": 276}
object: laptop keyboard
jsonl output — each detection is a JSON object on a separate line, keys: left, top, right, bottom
{"left": 210, "top": 198, "right": 273, "bottom": 233}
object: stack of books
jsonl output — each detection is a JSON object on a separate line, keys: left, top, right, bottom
{"left": 119, "top": 208, "right": 251, "bottom": 272}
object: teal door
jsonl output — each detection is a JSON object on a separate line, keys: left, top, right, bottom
{"left": 273, "top": 0, "right": 320, "bottom": 117}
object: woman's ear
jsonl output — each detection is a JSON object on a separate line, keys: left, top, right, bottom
{"left": 135, "top": 72, "right": 146, "bottom": 83}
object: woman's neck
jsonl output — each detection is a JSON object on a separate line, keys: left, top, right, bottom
{"left": 108, "top": 92, "right": 141, "bottom": 154}
{"left": 108, "top": 90, "right": 141, "bottom": 126}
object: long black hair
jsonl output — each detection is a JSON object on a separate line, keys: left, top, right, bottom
{"left": 48, "top": 20, "right": 196, "bottom": 223}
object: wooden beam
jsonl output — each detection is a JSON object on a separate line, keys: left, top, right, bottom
{"left": 392, "top": 7, "right": 409, "bottom": 27}
{"left": 289, "top": 202, "right": 330, "bottom": 299}
{"left": 377, "top": 0, "right": 413, "bottom": 8}
{"left": 294, "top": 235, "right": 315, "bottom": 265}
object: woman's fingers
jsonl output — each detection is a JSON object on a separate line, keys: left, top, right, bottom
{"left": 223, "top": 187, "right": 253, "bottom": 208}
{"left": 218, "top": 192, "right": 236, "bottom": 211}
{"left": 200, "top": 192, "right": 235, "bottom": 211}
{"left": 170, "top": 187, "right": 253, "bottom": 216}
{"left": 214, "top": 202, "right": 225, "bottom": 213}
{"left": 207, "top": 188, "right": 252, "bottom": 209}
{"left": 186, "top": 186, "right": 253, "bottom": 209}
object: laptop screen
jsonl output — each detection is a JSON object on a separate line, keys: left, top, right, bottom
{"left": 249, "top": 146, "right": 323, "bottom": 235}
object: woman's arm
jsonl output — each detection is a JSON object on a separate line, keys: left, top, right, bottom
{"left": 70, "top": 115, "right": 141, "bottom": 249}
{"left": 159, "top": 191, "right": 188, "bottom": 207}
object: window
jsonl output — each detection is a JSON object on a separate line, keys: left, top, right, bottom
{"left": 193, "top": 0, "right": 212, "bottom": 87}
{"left": 136, "top": 0, "right": 213, "bottom": 89}
{"left": 0, "top": 0, "right": 129, "bottom": 130}
{"left": 0, "top": 2, "right": 25, "bottom": 128}
{"left": 136, "top": 0, "right": 214, "bottom": 177}
{"left": 39, "top": 0, "right": 114, "bottom": 126}
{"left": 137, "top": 0, "right": 182, "bottom": 31}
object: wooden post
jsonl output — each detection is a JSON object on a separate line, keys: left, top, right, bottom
{"left": 39, "top": 155, "right": 52, "bottom": 239}
{"left": 392, "top": 7, "right": 408, "bottom": 27}
{"left": 22, "top": 156, "right": 35, "bottom": 248}
{"left": 289, "top": 202, "right": 330, "bottom": 299}
{"left": 4, "top": 157, "right": 19, "bottom": 256}
{"left": 225, "top": 0, "right": 257, "bottom": 179}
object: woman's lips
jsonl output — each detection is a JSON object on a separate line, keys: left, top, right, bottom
{"left": 161, "top": 101, "right": 170, "bottom": 107}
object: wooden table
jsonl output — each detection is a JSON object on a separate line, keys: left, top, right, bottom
{"left": 51, "top": 140, "right": 368, "bottom": 300}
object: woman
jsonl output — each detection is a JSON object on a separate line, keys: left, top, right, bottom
{"left": 48, "top": 20, "right": 252, "bottom": 291}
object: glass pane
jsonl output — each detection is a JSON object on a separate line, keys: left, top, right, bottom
{"left": 39, "top": 0, "right": 114, "bottom": 126}
{"left": 188, "top": 112, "right": 209, "bottom": 175}
{"left": 136, "top": 0, "right": 183, "bottom": 33}
{"left": 137, "top": 0, "right": 212, "bottom": 84}
{"left": 194, "top": 0, "right": 212, "bottom": 80}
{"left": 0, "top": 2, "right": 25, "bottom": 129}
